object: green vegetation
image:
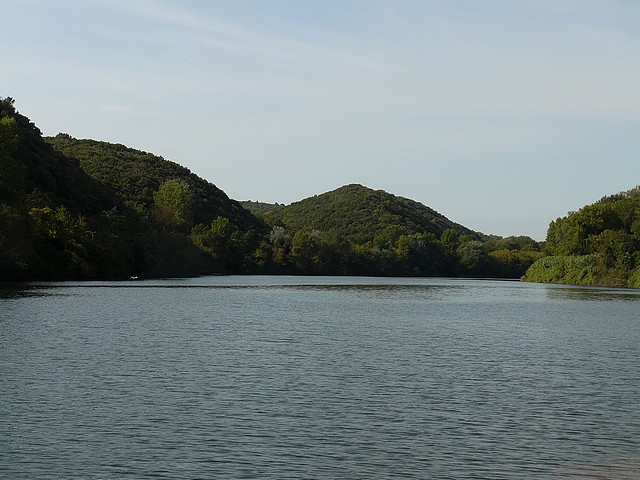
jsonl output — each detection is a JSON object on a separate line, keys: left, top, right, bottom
{"left": 0, "top": 97, "right": 264, "bottom": 280}
{"left": 1, "top": 97, "right": 544, "bottom": 281}
{"left": 260, "top": 184, "right": 479, "bottom": 243}
{"left": 524, "top": 187, "right": 640, "bottom": 288}
{"left": 240, "top": 200, "right": 282, "bottom": 216}
{"left": 248, "top": 186, "right": 543, "bottom": 278}
{"left": 522, "top": 255, "right": 600, "bottom": 286}
{"left": 47, "top": 134, "right": 260, "bottom": 231}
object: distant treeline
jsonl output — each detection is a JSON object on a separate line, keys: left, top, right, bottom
{"left": 523, "top": 187, "right": 640, "bottom": 288}
{"left": 243, "top": 185, "right": 544, "bottom": 278}
{"left": 0, "top": 96, "right": 552, "bottom": 281}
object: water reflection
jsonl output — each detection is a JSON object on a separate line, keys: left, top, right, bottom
{"left": 284, "top": 283, "right": 468, "bottom": 299}
{"left": 2, "top": 276, "right": 639, "bottom": 479}
{"left": 0, "top": 283, "right": 61, "bottom": 299}
{"left": 555, "top": 458, "right": 640, "bottom": 479}
{"left": 545, "top": 285, "right": 640, "bottom": 302}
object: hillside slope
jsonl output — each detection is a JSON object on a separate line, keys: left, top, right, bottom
{"left": 47, "top": 135, "right": 263, "bottom": 232}
{"left": 0, "top": 98, "right": 262, "bottom": 280}
{"left": 2, "top": 97, "right": 541, "bottom": 280}
{"left": 259, "top": 184, "right": 481, "bottom": 242}
{"left": 523, "top": 186, "right": 640, "bottom": 287}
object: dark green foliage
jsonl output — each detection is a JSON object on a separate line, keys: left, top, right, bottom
{"left": 488, "top": 249, "right": 545, "bottom": 278}
{"left": 259, "top": 184, "right": 481, "bottom": 243}
{"left": 485, "top": 235, "right": 542, "bottom": 252}
{"left": 0, "top": 98, "right": 261, "bottom": 280}
{"left": 456, "top": 241, "right": 488, "bottom": 275}
{"left": 1, "top": 103, "right": 117, "bottom": 216}
{"left": 0, "top": 114, "right": 26, "bottom": 204}
{"left": 525, "top": 187, "right": 640, "bottom": 287}
{"left": 1, "top": 97, "right": 547, "bottom": 281}
{"left": 190, "top": 216, "right": 248, "bottom": 273}
{"left": 47, "top": 134, "right": 263, "bottom": 232}
{"left": 240, "top": 200, "right": 283, "bottom": 216}
{"left": 0, "top": 204, "right": 38, "bottom": 279}
{"left": 153, "top": 179, "right": 194, "bottom": 230}
{"left": 522, "top": 255, "right": 600, "bottom": 286}
{"left": 395, "top": 233, "right": 446, "bottom": 276}
{"left": 248, "top": 185, "right": 540, "bottom": 278}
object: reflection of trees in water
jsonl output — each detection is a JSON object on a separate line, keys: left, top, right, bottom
{"left": 545, "top": 286, "right": 640, "bottom": 302}
{"left": 555, "top": 458, "right": 640, "bottom": 479}
{"left": 0, "top": 285, "right": 61, "bottom": 299}
{"left": 284, "top": 283, "right": 467, "bottom": 301}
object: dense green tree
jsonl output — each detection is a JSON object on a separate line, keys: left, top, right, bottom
{"left": 290, "top": 230, "right": 324, "bottom": 274}
{"left": 28, "top": 205, "right": 96, "bottom": 279}
{"left": 47, "top": 134, "right": 265, "bottom": 232}
{"left": 190, "top": 216, "right": 245, "bottom": 272}
{"left": 373, "top": 224, "right": 407, "bottom": 249}
{"left": 2, "top": 97, "right": 566, "bottom": 281}
{"left": 526, "top": 186, "right": 640, "bottom": 287}
{"left": 440, "top": 228, "right": 463, "bottom": 255}
{"left": 259, "top": 184, "right": 481, "bottom": 243}
{"left": 0, "top": 114, "right": 26, "bottom": 204}
{"left": 487, "top": 249, "right": 545, "bottom": 278}
{"left": 0, "top": 204, "right": 38, "bottom": 278}
{"left": 395, "top": 233, "right": 445, "bottom": 276}
{"left": 0, "top": 98, "right": 264, "bottom": 280}
{"left": 456, "top": 240, "right": 488, "bottom": 275}
{"left": 269, "top": 226, "right": 292, "bottom": 266}
{"left": 153, "top": 179, "right": 194, "bottom": 230}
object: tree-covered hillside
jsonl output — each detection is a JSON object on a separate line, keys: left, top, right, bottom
{"left": 240, "top": 200, "right": 282, "bottom": 216}
{"left": 523, "top": 187, "right": 640, "bottom": 287}
{"left": 0, "top": 97, "right": 264, "bottom": 280}
{"left": 248, "top": 184, "right": 543, "bottom": 278}
{"left": 259, "top": 184, "right": 480, "bottom": 243}
{"left": 47, "top": 135, "right": 262, "bottom": 231}
{"left": 1, "top": 97, "right": 543, "bottom": 281}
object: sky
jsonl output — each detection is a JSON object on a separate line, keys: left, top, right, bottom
{"left": 3, "top": 0, "right": 640, "bottom": 240}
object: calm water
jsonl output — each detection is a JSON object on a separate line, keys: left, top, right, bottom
{"left": 1, "top": 276, "right": 639, "bottom": 479}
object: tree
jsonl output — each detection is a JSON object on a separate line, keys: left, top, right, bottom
{"left": 290, "top": 230, "right": 326, "bottom": 274}
{"left": 153, "top": 179, "right": 194, "bottom": 229}
{"left": 190, "top": 216, "right": 241, "bottom": 272}
{"left": 395, "top": 233, "right": 445, "bottom": 276}
{"left": 28, "top": 205, "right": 96, "bottom": 278}
{"left": 456, "top": 240, "right": 488, "bottom": 275}
{"left": 0, "top": 115, "right": 26, "bottom": 204}
{"left": 0, "top": 204, "right": 37, "bottom": 279}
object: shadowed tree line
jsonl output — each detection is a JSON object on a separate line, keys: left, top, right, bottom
{"left": 1, "top": 97, "right": 544, "bottom": 281}
{"left": 246, "top": 188, "right": 544, "bottom": 278}
{"left": 523, "top": 187, "right": 640, "bottom": 288}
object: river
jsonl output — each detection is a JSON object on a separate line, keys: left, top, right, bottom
{"left": 1, "top": 276, "right": 639, "bottom": 479}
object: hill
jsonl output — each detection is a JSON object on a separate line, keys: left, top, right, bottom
{"left": 2, "top": 97, "right": 543, "bottom": 280}
{"left": 0, "top": 101, "right": 118, "bottom": 216}
{"left": 248, "top": 184, "right": 542, "bottom": 277}
{"left": 258, "top": 184, "right": 481, "bottom": 243}
{"left": 240, "top": 200, "right": 282, "bottom": 216}
{"left": 523, "top": 186, "right": 640, "bottom": 287}
{"left": 0, "top": 97, "right": 263, "bottom": 280}
{"left": 47, "top": 135, "right": 262, "bottom": 231}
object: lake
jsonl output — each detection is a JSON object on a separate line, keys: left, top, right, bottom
{"left": 1, "top": 276, "right": 639, "bottom": 479}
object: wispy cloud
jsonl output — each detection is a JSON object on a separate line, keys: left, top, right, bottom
{"left": 103, "top": 0, "right": 383, "bottom": 74}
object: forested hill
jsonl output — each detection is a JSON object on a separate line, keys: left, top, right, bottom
{"left": 246, "top": 184, "right": 543, "bottom": 278}
{"left": 2, "top": 96, "right": 544, "bottom": 281}
{"left": 240, "top": 200, "right": 281, "bottom": 216}
{"left": 0, "top": 100, "right": 118, "bottom": 216}
{"left": 257, "top": 184, "right": 481, "bottom": 243}
{"left": 47, "top": 135, "right": 261, "bottom": 231}
{"left": 0, "top": 97, "right": 265, "bottom": 280}
{"left": 523, "top": 187, "right": 640, "bottom": 288}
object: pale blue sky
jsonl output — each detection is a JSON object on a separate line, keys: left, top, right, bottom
{"left": 3, "top": 0, "right": 640, "bottom": 239}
